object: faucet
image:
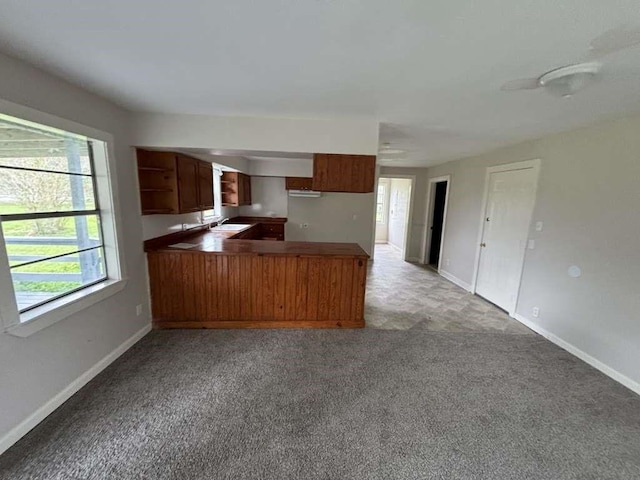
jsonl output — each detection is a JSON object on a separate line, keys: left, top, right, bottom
{"left": 219, "top": 217, "right": 229, "bottom": 225}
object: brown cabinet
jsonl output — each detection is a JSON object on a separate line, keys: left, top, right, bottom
{"left": 177, "top": 155, "right": 200, "bottom": 213}
{"left": 137, "top": 149, "right": 214, "bottom": 215}
{"left": 198, "top": 162, "right": 214, "bottom": 210}
{"left": 147, "top": 250, "right": 368, "bottom": 329}
{"left": 312, "top": 153, "right": 376, "bottom": 193}
{"left": 259, "top": 223, "right": 285, "bottom": 241}
{"left": 221, "top": 171, "right": 252, "bottom": 206}
{"left": 285, "top": 177, "right": 314, "bottom": 190}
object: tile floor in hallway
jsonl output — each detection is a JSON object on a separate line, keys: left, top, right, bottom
{"left": 365, "top": 244, "right": 533, "bottom": 334}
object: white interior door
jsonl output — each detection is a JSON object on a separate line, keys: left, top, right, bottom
{"left": 387, "top": 178, "right": 412, "bottom": 252}
{"left": 375, "top": 178, "right": 390, "bottom": 243}
{"left": 475, "top": 166, "right": 538, "bottom": 312}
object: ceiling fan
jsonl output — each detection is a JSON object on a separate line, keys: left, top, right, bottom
{"left": 502, "top": 25, "right": 640, "bottom": 97}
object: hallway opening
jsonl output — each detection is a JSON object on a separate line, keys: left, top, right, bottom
{"left": 374, "top": 176, "right": 413, "bottom": 261}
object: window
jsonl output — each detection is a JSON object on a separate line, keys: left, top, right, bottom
{"left": 0, "top": 109, "right": 123, "bottom": 334}
{"left": 212, "top": 166, "right": 223, "bottom": 217}
{"left": 376, "top": 184, "right": 387, "bottom": 223}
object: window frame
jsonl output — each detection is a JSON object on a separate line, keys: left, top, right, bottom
{"left": 0, "top": 99, "right": 127, "bottom": 337}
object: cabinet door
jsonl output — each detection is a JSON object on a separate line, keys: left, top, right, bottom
{"left": 285, "top": 177, "right": 313, "bottom": 190}
{"left": 312, "top": 154, "right": 331, "bottom": 191}
{"left": 177, "top": 155, "right": 200, "bottom": 213}
{"left": 243, "top": 175, "right": 252, "bottom": 205}
{"left": 312, "top": 154, "right": 376, "bottom": 193}
{"left": 351, "top": 155, "right": 376, "bottom": 193}
{"left": 198, "top": 161, "right": 214, "bottom": 210}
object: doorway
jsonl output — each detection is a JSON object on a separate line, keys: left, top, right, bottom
{"left": 473, "top": 160, "right": 540, "bottom": 315}
{"left": 374, "top": 176, "right": 414, "bottom": 260}
{"left": 423, "top": 176, "right": 450, "bottom": 271}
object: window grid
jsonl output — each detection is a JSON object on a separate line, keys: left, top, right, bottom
{"left": 0, "top": 127, "right": 108, "bottom": 313}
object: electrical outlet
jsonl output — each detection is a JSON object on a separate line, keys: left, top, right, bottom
{"left": 528, "top": 239, "right": 535, "bottom": 249}
{"left": 532, "top": 307, "right": 540, "bottom": 318}
{"left": 535, "top": 221, "right": 544, "bottom": 232}
{"left": 136, "top": 304, "right": 143, "bottom": 316}
{"left": 445, "top": 258, "right": 450, "bottom": 267}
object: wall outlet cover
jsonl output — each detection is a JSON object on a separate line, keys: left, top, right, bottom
{"left": 532, "top": 307, "right": 540, "bottom": 318}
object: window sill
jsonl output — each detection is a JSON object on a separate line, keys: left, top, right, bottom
{"left": 6, "top": 278, "right": 127, "bottom": 338}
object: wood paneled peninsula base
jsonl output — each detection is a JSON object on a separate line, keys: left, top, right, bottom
{"left": 145, "top": 229, "right": 369, "bottom": 329}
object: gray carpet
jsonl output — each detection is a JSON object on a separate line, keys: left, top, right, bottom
{"left": 1, "top": 329, "right": 639, "bottom": 479}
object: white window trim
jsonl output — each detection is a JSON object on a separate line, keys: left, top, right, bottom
{"left": 0, "top": 99, "right": 128, "bottom": 337}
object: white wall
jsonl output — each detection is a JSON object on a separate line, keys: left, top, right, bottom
{"left": 387, "top": 178, "right": 412, "bottom": 251}
{"left": 0, "top": 52, "right": 149, "bottom": 447}
{"left": 286, "top": 193, "right": 375, "bottom": 255}
{"left": 132, "top": 112, "right": 379, "bottom": 155}
{"left": 249, "top": 158, "right": 312, "bottom": 177}
{"left": 428, "top": 114, "right": 640, "bottom": 391}
{"left": 239, "top": 177, "right": 288, "bottom": 218}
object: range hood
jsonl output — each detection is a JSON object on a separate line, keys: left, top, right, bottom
{"left": 288, "top": 189, "right": 322, "bottom": 198}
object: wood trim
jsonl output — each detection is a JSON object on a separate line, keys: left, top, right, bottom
{"left": 154, "top": 320, "right": 364, "bottom": 329}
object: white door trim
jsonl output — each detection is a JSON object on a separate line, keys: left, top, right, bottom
{"left": 421, "top": 175, "right": 451, "bottom": 270}
{"left": 377, "top": 174, "right": 416, "bottom": 261}
{"left": 471, "top": 159, "right": 541, "bottom": 316}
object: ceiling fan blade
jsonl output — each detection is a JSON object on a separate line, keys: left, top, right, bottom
{"left": 588, "top": 25, "right": 640, "bottom": 58}
{"left": 500, "top": 78, "right": 540, "bottom": 91}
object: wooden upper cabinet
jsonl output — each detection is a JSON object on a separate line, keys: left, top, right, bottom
{"left": 137, "top": 149, "right": 180, "bottom": 215}
{"left": 312, "top": 154, "right": 376, "bottom": 193}
{"left": 197, "top": 161, "right": 214, "bottom": 210}
{"left": 221, "top": 171, "right": 252, "bottom": 206}
{"left": 285, "top": 177, "right": 314, "bottom": 190}
{"left": 177, "top": 155, "right": 201, "bottom": 213}
{"left": 241, "top": 173, "right": 252, "bottom": 205}
{"left": 137, "top": 149, "right": 215, "bottom": 215}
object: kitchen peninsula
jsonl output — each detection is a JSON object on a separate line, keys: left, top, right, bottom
{"left": 145, "top": 219, "right": 369, "bottom": 329}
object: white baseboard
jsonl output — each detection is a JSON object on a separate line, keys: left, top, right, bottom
{"left": 439, "top": 270, "right": 473, "bottom": 292}
{"left": 514, "top": 314, "right": 640, "bottom": 396}
{"left": 406, "top": 256, "right": 420, "bottom": 263}
{"left": 0, "top": 323, "right": 152, "bottom": 455}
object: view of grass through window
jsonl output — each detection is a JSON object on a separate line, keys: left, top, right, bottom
{"left": 0, "top": 114, "right": 107, "bottom": 313}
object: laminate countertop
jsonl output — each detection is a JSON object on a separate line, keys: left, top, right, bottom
{"left": 147, "top": 230, "right": 369, "bottom": 259}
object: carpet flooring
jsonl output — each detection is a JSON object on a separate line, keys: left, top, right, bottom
{"left": 1, "top": 329, "right": 639, "bottom": 479}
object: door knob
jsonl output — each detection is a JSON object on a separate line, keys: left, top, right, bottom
{"left": 480, "top": 243, "right": 486, "bottom": 247}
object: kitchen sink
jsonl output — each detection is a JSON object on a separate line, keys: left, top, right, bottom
{"left": 210, "top": 224, "right": 251, "bottom": 231}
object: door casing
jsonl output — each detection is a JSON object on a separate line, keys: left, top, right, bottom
{"left": 422, "top": 175, "right": 451, "bottom": 270}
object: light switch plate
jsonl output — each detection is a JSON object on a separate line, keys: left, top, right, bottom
{"left": 535, "top": 221, "right": 543, "bottom": 232}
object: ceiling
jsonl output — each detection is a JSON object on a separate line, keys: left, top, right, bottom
{"left": 1, "top": 1, "right": 640, "bottom": 166}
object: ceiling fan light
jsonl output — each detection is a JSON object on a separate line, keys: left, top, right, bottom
{"left": 538, "top": 63, "right": 601, "bottom": 97}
